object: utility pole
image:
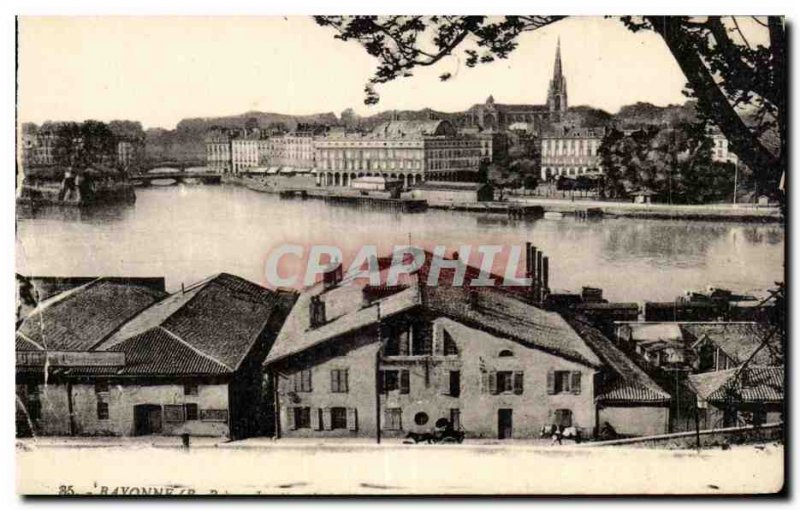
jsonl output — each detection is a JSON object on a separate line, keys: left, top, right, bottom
{"left": 375, "top": 302, "right": 382, "bottom": 445}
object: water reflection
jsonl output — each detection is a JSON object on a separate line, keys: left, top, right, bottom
{"left": 15, "top": 185, "right": 785, "bottom": 302}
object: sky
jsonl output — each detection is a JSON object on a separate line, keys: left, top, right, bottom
{"left": 16, "top": 16, "right": 764, "bottom": 130}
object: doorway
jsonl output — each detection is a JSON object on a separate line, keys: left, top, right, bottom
{"left": 497, "top": 409, "right": 513, "bottom": 439}
{"left": 134, "top": 404, "right": 163, "bottom": 435}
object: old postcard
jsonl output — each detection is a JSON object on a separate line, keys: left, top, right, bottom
{"left": 14, "top": 14, "right": 785, "bottom": 495}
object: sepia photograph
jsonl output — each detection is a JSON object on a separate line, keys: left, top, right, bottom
{"left": 12, "top": 9, "right": 787, "bottom": 496}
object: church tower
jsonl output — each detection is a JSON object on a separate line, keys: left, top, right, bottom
{"left": 547, "top": 39, "right": 568, "bottom": 117}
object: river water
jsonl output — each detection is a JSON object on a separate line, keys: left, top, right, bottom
{"left": 15, "top": 184, "right": 784, "bottom": 303}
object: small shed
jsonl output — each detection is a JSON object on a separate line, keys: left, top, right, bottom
{"left": 411, "top": 181, "right": 494, "bottom": 205}
{"left": 632, "top": 190, "right": 657, "bottom": 204}
{"left": 351, "top": 176, "right": 403, "bottom": 193}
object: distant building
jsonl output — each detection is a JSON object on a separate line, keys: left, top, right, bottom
{"left": 540, "top": 126, "right": 605, "bottom": 180}
{"left": 410, "top": 181, "right": 494, "bottom": 206}
{"left": 461, "top": 40, "right": 568, "bottom": 133}
{"left": 116, "top": 139, "right": 144, "bottom": 170}
{"left": 688, "top": 366, "right": 783, "bottom": 429}
{"left": 231, "top": 129, "right": 269, "bottom": 174}
{"left": 20, "top": 124, "right": 57, "bottom": 167}
{"left": 206, "top": 128, "right": 234, "bottom": 173}
{"left": 268, "top": 128, "right": 319, "bottom": 172}
{"left": 315, "top": 120, "right": 482, "bottom": 188}
{"left": 708, "top": 126, "right": 739, "bottom": 165}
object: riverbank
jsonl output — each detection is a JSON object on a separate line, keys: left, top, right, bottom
{"left": 223, "top": 174, "right": 782, "bottom": 222}
{"left": 507, "top": 196, "right": 782, "bottom": 223}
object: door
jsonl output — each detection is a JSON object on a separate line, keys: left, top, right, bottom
{"left": 134, "top": 405, "right": 163, "bottom": 435}
{"left": 497, "top": 409, "right": 512, "bottom": 439}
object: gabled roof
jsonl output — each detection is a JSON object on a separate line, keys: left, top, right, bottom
{"left": 683, "top": 322, "right": 777, "bottom": 366}
{"left": 98, "top": 273, "right": 298, "bottom": 373}
{"left": 570, "top": 318, "right": 671, "bottom": 404}
{"left": 688, "top": 366, "right": 783, "bottom": 404}
{"left": 16, "top": 279, "right": 166, "bottom": 352}
{"left": 265, "top": 255, "right": 602, "bottom": 368}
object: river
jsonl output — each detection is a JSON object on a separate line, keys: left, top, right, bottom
{"left": 15, "top": 184, "right": 784, "bottom": 303}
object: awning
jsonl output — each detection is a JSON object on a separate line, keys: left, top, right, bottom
{"left": 248, "top": 167, "right": 270, "bottom": 174}
{"left": 292, "top": 167, "right": 312, "bottom": 174}
{"left": 266, "top": 167, "right": 280, "bottom": 174}
{"left": 279, "top": 167, "right": 295, "bottom": 174}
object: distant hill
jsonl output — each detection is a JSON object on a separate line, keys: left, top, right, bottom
{"left": 142, "top": 101, "right": 700, "bottom": 163}
{"left": 614, "top": 101, "right": 698, "bottom": 128}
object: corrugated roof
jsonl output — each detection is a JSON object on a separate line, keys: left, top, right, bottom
{"left": 569, "top": 318, "right": 671, "bottom": 404}
{"left": 688, "top": 366, "right": 783, "bottom": 404}
{"left": 16, "top": 279, "right": 166, "bottom": 352}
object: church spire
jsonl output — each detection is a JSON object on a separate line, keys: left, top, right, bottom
{"left": 553, "top": 37, "right": 563, "bottom": 79}
{"left": 547, "top": 38, "right": 568, "bottom": 116}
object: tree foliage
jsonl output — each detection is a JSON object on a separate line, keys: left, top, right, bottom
{"left": 313, "top": 15, "right": 785, "bottom": 194}
{"left": 599, "top": 122, "right": 739, "bottom": 204}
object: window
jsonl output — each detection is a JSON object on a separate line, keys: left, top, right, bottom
{"left": 380, "top": 369, "right": 410, "bottom": 394}
{"left": 555, "top": 371, "right": 571, "bottom": 393}
{"left": 450, "top": 408, "right": 461, "bottom": 430}
{"left": 294, "top": 407, "right": 311, "bottom": 429}
{"left": 294, "top": 369, "right": 313, "bottom": 393}
{"left": 97, "top": 401, "right": 109, "bottom": 420}
{"left": 449, "top": 370, "right": 461, "bottom": 397}
{"left": 330, "top": 407, "right": 348, "bottom": 430}
{"left": 184, "top": 383, "right": 198, "bottom": 396}
{"left": 443, "top": 330, "right": 459, "bottom": 356}
{"left": 384, "top": 408, "right": 403, "bottom": 430}
{"left": 497, "top": 371, "right": 514, "bottom": 393}
{"left": 549, "top": 370, "right": 582, "bottom": 395}
{"left": 414, "top": 412, "right": 429, "bottom": 426}
{"left": 95, "top": 381, "right": 109, "bottom": 394}
{"left": 185, "top": 403, "right": 199, "bottom": 421}
{"left": 330, "top": 369, "right": 349, "bottom": 393}
{"left": 498, "top": 349, "right": 514, "bottom": 357}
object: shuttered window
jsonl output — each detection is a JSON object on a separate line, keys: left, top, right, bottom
{"left": 384, "top": 408, "right": 402, "bottom": 430}
{"left": 379, "top": 369, "right": 409, "bottom": 394}
{"left": 331, "top": 407, "right": 348, "bottom": 429}
{"left": 293, "top": 407, "right": 311, "bottom": 429}
{"left": 548, "top": 370, "right": 582, "bottom": 394}
{"left": 294, "top": 369, "right": 313, "bottom": 393}
{"left": 330, "top": 369, "right": 349, "bottom": 393}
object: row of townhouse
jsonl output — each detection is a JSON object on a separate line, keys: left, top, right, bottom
{"left": 21, "top": 255, "right": 780, "bottom": 441}
{"left": 205, "top": 120, "right": 483, "bottom": 187}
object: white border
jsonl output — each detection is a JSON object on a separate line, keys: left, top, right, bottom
{"left": 2, "top": 1, "right": 797, "bottom": 508}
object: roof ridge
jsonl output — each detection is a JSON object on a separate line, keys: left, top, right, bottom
{"left": 16, "top": 331, "right": 44, "bottom": 351}
{"left": 156, "top": 325, "right": 233, "bottom": 372}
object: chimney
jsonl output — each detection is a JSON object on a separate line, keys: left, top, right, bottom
{"left": 468, "top": 289, "right": 479, "bottom": 310}
{"left": 309, "top": 295, "right": 326, "bottom": 328}
{"left": 322, "top": 261, "right": 344, "bottom": 290}
{"left": 542, "top": 256, "right": 550, "bottom": 299}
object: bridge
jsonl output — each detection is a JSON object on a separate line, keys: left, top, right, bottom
{"left": 129, "top": 170, "right": 222, "bottom": 186}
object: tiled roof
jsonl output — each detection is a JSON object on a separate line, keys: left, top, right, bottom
{"left": 110, "top": 328, "right": 230, "bottom": 375}
{"left": 570, "top": 318, "right": 671, "bottom": 404}
{"left": 16, "top": 279, "right": 166, "bottom": 352}
{"left": 421, "top": 285, "right": 602, "bottom": 368}
{"left": 370, "top": 120, "right": 451, "bottom": 138}
{"left": 266, "top": 256, "right": 602, "bottom": 368}
{"left": 98, "top": 273, "right": 298, "bottom": 374}
{"left": 688, "top": 366, "right": 784, "bottom": 404}
{"left": 682, "top": 322, "right": 777, "bottom": 366}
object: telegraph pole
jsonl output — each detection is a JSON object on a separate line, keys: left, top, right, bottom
{"left": 375, "top": 302, "right": 382, "bottom": 444}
